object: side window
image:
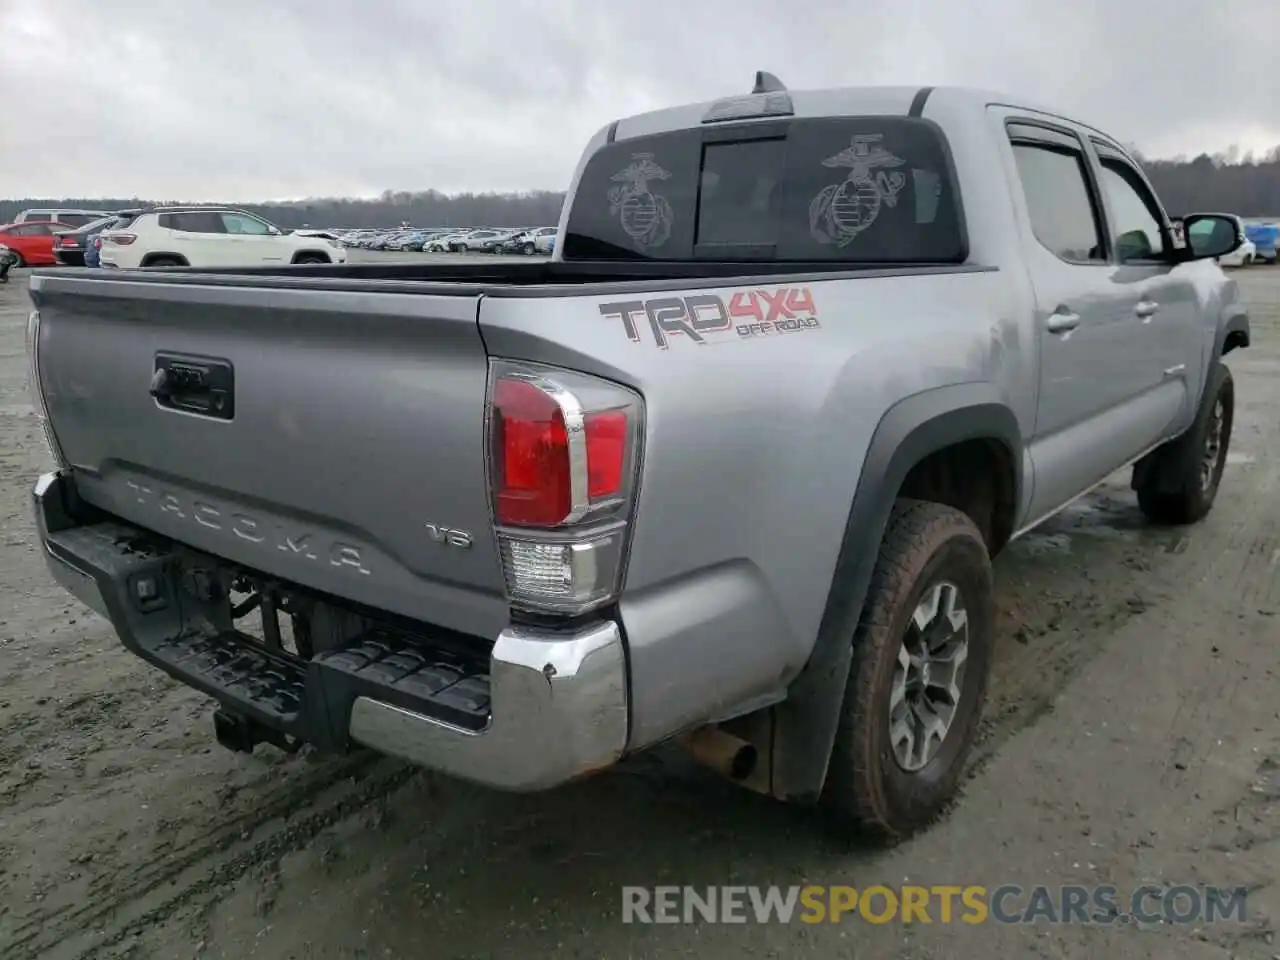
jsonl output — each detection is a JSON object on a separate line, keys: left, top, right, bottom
{"left": 220, "top": 212, "right": 273, "bottom": 235}
{"left": 168, "top": 212, "right": 226, "bottom": 234}
{"left": 1010, "top": 141, "right": 1106, "bottom": 263}
{"left": 1096, "top": 159, "right": 1165, "bottom": 261}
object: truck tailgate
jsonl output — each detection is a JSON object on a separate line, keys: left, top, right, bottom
{"left": 31, "top": 275, "right": 509, "bottom": 639}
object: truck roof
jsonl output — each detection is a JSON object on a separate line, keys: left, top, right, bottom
{"left": 609, "top": 80, "right": 1112, "bottom": 147}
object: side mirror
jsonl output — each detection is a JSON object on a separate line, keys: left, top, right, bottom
{"left": 1180, "top": 213, "right": 1242, "bottom": 261}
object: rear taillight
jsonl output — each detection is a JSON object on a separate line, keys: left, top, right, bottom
{"left": 107, "top": 233, "right": 136, "bottom": 245}
{"left": 26, "top": 310, "right": 68, "bottom": 469}
{"left": 93, "top": 236, "right": 102, "bottom": 249}
{"left": 486, "top": 360, "right": 644, "bottom": 615}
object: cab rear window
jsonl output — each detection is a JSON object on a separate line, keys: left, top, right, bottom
{"left": 562, "top": 116, "right": 966, "bottom": 263}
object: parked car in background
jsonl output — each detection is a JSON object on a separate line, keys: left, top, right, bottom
{"left": 394, "top": 230, "right": 436, "bottom": 251}
{"left": 478, "top": 229, "right": 524, "bottom": 253}
{"left": 424, "top": 231, "right": 466, "bottom": 252}
{"left": 1244, "top": 222, "right": 1278, "bottom": 264}
{"left": 497, "top": 229, "right": 532, "bottom": 254}
{"left": 98, "top": 207, "right": 347, "bottom": 269}
{"left": 53, "top": 214, "right": 128, "bottom": 267}
{"left": 450, "top": 228, "right": 505, "bottom": 252}
{"left": 1217, "top": 214, "right": 1256, "bottom": 267}
{"left": 367, "top": 231, "right": 405, "bottom": 250}
{"left": 13, "top": 207, "right": 112, "bottom": 226}
{"left": 0, "top": 220, "right": 77, "bottom": 266}
{"left": 530, "top": 226, "right": 557, "bottom": 255}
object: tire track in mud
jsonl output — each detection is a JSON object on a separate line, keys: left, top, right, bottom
{"left": 969, "top": 342, "right": 1280, "bottom": 782}
{"left": 5, "top": 752, "right": 415, "bottom": 960}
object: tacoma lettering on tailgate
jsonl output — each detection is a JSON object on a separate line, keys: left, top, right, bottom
{"left": 598, "top": 286, "right": 820, "bottom": 349}
{"left": 124, "top": 480, "right": 371, "bottom": 576}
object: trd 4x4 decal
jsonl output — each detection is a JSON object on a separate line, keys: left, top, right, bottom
{"left": 598, "top": 286, "right": 820, "bottom": 350}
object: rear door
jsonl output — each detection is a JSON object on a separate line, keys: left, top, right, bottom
{"left": 163, "top": 211, "right": 233, "bottom": 266}
{"left": 998, "top": 116, "right": 1165, "bottom": 520}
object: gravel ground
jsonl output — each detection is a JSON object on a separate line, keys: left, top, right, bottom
{"left": 0, "top": 262, "right": 1278, "bottom": 959}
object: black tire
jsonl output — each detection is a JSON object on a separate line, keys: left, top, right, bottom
{"left": 145, "top": 256, "right": 182, "bottom": 268}
{"left": 822, "top": 499, "right": 995, "bottom": 840}
{"left": 294, "top": 253, "right": 329, "bottom": 265}
{"left": 523, "top": 243, "right": 535, "bottom": 255}
{"left": 10, "top": 251, "right": 25, "bottom": 268}
{"left": 1136, "top": 363, "right": 1234, "bottom": 525}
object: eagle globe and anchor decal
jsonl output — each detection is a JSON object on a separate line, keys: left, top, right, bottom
{"left": 608, "top": 152, "right": 675, "bottom": 251}
{"left": 810, "top": 133, "right": 908, "bottom": 247}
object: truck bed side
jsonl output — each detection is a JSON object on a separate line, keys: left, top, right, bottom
{"left": 477, "top": 266, "right": 1024, "bottom": 746}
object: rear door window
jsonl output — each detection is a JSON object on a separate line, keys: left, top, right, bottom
{"left": 562, "top": 116, "right": 966, "bottom": 263}
{"left": 161, "top": 212, "right": 227, "bottom": 234}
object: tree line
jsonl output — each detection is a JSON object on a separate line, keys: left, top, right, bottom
{"left": 5, "top": 146, "right": 1280, "bottom": 228}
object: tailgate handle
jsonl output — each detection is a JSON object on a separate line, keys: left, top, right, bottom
{"left": 152, "top": 353, "right": 235, "bottom": 421}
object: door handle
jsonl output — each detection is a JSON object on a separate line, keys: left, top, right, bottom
{"left": 1135, "top": 300, "right": 1160, "bottom": 320}
{"left": 1045, "top": 310, "right": 1081, "bottom": 334}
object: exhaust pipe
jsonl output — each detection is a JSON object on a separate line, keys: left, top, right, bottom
{"left": 678, "top": 726, "right": 758, "bottom": 781}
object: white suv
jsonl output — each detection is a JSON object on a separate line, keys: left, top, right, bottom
{"left": 98, "top": 208, "right": 347, "bottom": 269}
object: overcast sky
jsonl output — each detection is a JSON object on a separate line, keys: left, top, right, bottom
{"left": 2, "top": 0, "right": 1276, "bottom": 201}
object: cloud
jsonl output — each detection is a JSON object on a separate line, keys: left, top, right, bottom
{"left": 1, "top": 0, "right": 1276, "bottom": 200}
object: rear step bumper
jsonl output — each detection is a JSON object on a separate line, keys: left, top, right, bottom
{"left": 32, "top": 470, "right": 629, "bottom": 791}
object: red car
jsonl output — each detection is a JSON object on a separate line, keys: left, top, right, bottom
{"left": 0, "top": 220, "right": 77, "bottom": 267}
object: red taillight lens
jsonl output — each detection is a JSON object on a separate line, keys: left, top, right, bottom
{"left": 93, "top": 237, "right": 102, "bottom": 249}
{"left": 492, "top": 378, "right": 572, "bottom": 526}
{"left": 109, "top": 233, "right": 137, "bottom": 245}
{"left": 585, "top": 411, "right": 626, "bottom": 497}
{"left": 491, "top": 380, "right": 631, "bottom": 526}
{"left": 489, "top": 369, "right": 638, "bottom": 529}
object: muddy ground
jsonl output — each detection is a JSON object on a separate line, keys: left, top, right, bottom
{"left": 0, "top": 266, "right": 1277, "bottom": 959}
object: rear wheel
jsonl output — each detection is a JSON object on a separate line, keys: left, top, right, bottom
{"left": 145, "top": 256, "right": 182, "bottom": 268}
{"left": 294, "top": 253, "right": 329, "bottom": 265}
{"left": 10, "top": 251, "right": 25, "bottom": 268}
{"left": 823, "top": 499, "right": 995, "bottom": 840}
{"left": 1136, "top": 363, "right": 1234, "bottom": 524}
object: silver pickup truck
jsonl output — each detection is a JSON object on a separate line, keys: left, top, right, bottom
{"left": 27, "top": 76, "right": 1250, "bottom": 839}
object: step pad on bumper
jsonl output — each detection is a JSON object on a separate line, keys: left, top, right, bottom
{"left": 143, "top": 628, "right": 491, "bottom": 749}
{"left": 41, "top": 522, "right": 491, "bottom": 750}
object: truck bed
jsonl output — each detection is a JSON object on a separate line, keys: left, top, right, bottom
{"left": 29, "top": 257, "right": 999, "bottom": 652}
{"left": 55, "top": 257, "right": 990, "bottom": 296}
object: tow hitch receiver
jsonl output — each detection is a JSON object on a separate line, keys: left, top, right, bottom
{"left": 213, "top": 708, "right": 301, "bottom": 755}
